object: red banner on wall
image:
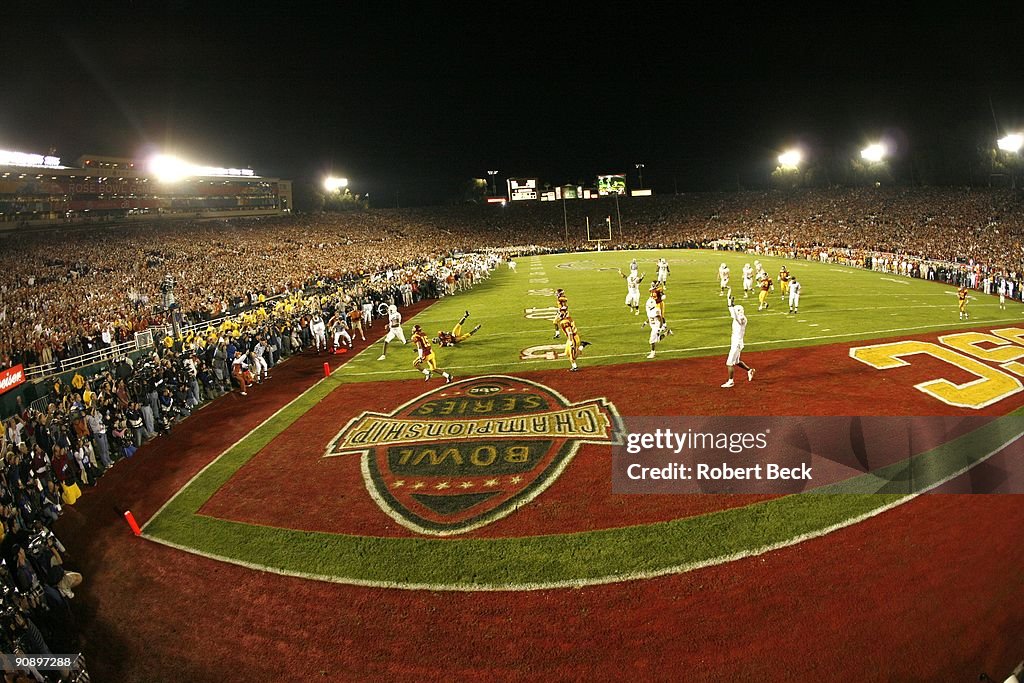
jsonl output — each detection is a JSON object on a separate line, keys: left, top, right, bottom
{"left": 0, "top": 364, "right": 25, "bottom": 394}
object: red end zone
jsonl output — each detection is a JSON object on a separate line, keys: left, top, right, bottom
{"left": 197, "top": 325, "right": 1024, "bottom": 537}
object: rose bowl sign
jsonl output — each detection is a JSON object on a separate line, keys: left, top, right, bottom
{"left": 326, "top": 376, "right": 621, "bottom": 536}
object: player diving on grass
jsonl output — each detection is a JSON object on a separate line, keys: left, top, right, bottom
{"left": 618, "top": 267, "right": 646, "bottom": 315}
{"left": 555, "top": 306, "right": 590, "bottom": 372}
{"left": 434, "top": 310, "right": 482, "bottom": 346}
{"left": 411, "top": 324, "right": 452, "bottom": 383}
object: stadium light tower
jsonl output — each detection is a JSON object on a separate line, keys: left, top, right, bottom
{"left": 860, "top": 143, "right": 886, "bottom": 163}
{"left": 323, "top": 176, "right": 349, "bottom": 192}
{"left": 778, "top": 149, "right": 802, "bottom": 168}
{"left": 487, "top": 170, "right": 499, "bottom": 196}
{"left": 149, "top": 154, "right": 190, "bottom": 183}
{"left": 997, "top": 133, "right": 1024, "bottom": 153}
{"left": 997, "top": 133, "right": 1024, "bottom": 189}
{"left": 635, "top": 163, "right": 645, "bottom": 189}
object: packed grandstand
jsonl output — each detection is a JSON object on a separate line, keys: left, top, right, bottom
{"left": 0, "top": 186, "right": 1023, "bottom": 680}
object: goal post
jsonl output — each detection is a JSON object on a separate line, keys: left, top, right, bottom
{"left": 586, "top": 216, "right": 613, "bottom": 251}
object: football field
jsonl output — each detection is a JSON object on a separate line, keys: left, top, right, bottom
{"left": 67, "top": 248, "right": 1024, "bottom": 681}
{"left": 338, "top": 249, "right": 1022, "bottom": 381}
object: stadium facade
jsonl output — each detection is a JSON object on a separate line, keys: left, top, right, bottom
{"left": 0, "top": 149, "right": 292, "bottom": 227}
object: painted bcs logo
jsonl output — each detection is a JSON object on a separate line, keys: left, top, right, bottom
{"left": 326, "top": 376, "right": 621, "bottom": 536}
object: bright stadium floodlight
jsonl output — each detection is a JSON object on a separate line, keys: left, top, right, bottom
{"left": 778, "top": 149, "right": 802, "bottom": 168}
{"left": 997, "top": 133, "right": 1024, "bottom": 153}
{"left": 323, "top": 176, "right": 349, "bottom": 192}
{"left": 149, "top": 154, "right": 191, "bottom": 183}
{"left": 860, "top": 143, "right": 886, "bottom": 163}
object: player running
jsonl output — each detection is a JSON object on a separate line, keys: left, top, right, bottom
{"left": 742, "top": 263, "right": 754, "bottom": 298}
{"left": 411, "top": 324, "right": 452, "bottom": 383}
{"left": 434, "top": 310, "right": 482, "bottom": 346}
{"left": 555, "top": 308, "right": 590, "bottom": 372}
{"left": 718, "top": 263, "right": 730, "bottom": 297}
{"left": 552, "top": 288, "right": 570, "bottom": 338}
{"left": 377, "top": 304, "right": 408, "bottom": 360}
{"left": 958, "top": 285, "right": 970, "bottom": 320}
{"left": 618, "top": 267, "right": 646, "bottom": 315}
{"left": 722, "top": 294, "right": 755, "bottom": 388}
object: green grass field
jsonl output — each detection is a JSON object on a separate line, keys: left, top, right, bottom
{"left": 139, "top": 248, "right": 1024, "bottom": 589}
{"left": 338, "top": 249, "right": 1021, "bottom": 382}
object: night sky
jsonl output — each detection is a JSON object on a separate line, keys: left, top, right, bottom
{"left": 4, "top": 4, "right": 1024, "bottom": 203}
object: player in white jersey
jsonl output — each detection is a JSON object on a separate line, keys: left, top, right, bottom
{"left": 507, "top": 258, "right": 517, "bottom": 272}
{"left": 618, "top": 267, "right": 646, "bottom": 315}
{"left": 722, "top": 295, "right": 755, "bottom": 388}
{"left": 788, "top": 276, "right": 802, "bottom": 314}
{"left": 754, "top": 260, "right": 765, "bottom": 281}
{"left": 742, "top": 263, "right": 754, "bottom": 298}
{"left": 656, "top": 257, "right": 670, "bottom": 283}
{"left": 718, "top": 263, "right": 730, "bottom": 296}
{"left": 1000, "top": 278, "right": 1007, "bottom": 310}
{"left": 309, "top": 313, "right": 327, "bottom": 354}
{"left": 377, "top": 304, "right": 408, "bottom": 360}
{"left": 644, "top": 294, "right": 665, "bottom": 359}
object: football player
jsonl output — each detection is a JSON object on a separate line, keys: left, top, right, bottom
{"left": 958, "top": 285, "right": 970, "bottom": 320}
{"left": 757, "top": 273, "right": 773, "bottom": 311}
{"left": 722, "top": 294, "right": 755, "bottom": 388}
{"left": 643, "top": 281, "right": 673, "bottom": 336}
{"left": 788, "top": 276, "right": 801, "bottom": 314}
{"left": 377, "top": 304, "right": 407, "bottom": 360}
{"left": 742, "top": 263, "right": 754, "bottom": 298}
{"left": 645, "top": 292, "right": 665, "bottom": 359}
{"left": 718, "top": 263, "right": 730, "bottom": 297}
{"left": 778, "top": 265, "right": 790, "bottom": 300}
{"left": 411, "top": 324, "right": 452, "bottom": 383}
{"left": 618, "top": 267, "right": 646, "bottom": 315}
{"left": 552, "top": 288, "right": 569, "bottom": 338}
{"left": 657, "top": 257, "right": 670, "bottom": 283}
{"left": 555, "top": 308, "right": 590, "bottom": 372}
{"left": 434, "top": 310, "right": 482, "bottom": 346}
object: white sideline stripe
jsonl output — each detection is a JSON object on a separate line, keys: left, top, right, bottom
{"left": 140, "top": 431, "right": 1023, "bottom": 592}
{"left": 337, "top": 316, "right": 1024, "bottom": 377}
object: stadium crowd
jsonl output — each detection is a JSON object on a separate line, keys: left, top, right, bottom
{"left": 3, "top": 186, "right": 1024, "bottom": 373}
{"left": 0, "top": 185, "right": 1022, "bottom": 675}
